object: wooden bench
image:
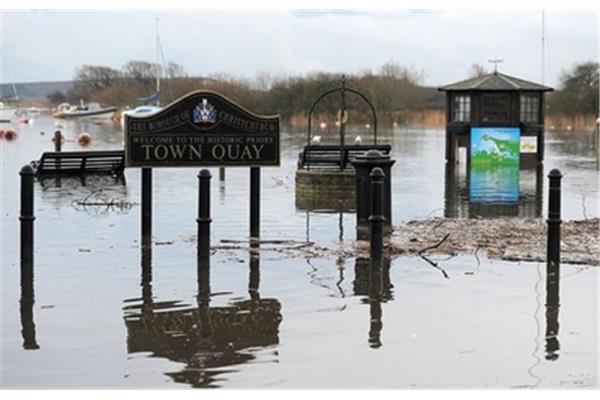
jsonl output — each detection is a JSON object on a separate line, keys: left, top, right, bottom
{"left": 298, "top": 144, "right": 391, "bottom": 169}
{"left": 31, "top": 150, "right": 125, "bottom": 176}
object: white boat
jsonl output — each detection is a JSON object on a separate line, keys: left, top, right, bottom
{"left": 120, "top": 105, "right": 162, "bottom": 128}
{"left": 53, "top": 101, "right": 117, "bottom": 119}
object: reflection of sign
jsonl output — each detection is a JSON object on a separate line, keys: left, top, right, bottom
{"left": 520, "top": 136, "right": 537, "bottom": 153}
{"left": 470, "top": 166, "right": 520, "bottom": 203}
{"left": 125, "top": 91, "right": 280, "bottom": 167}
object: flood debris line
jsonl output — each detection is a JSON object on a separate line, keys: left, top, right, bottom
{"left": 388, "top": 218, "right": 599, "bottom": 266}
{"left": 174, "top": 218, "right": 598, "bottom": 266}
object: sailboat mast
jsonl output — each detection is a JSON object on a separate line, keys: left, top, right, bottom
{"left": 155, "top": 17, "right": 161, "bottom": 107}
{"left": 541, "top": 10, "right": 546, "bottom": 85}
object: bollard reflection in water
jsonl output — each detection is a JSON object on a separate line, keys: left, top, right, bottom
{"left": 20, "top": 256, "right": 39, "bottom": 350}
{"left": 123, "top": 248, "right": 282, "bottom": 388}
{"left": 353, "top": 258, "right": 393, "bottom": 349}
{"left": 545, "top": 261, "right": 560, "bottom": 361}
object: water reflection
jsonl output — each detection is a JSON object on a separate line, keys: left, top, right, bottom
{"left": 353, "top": 258, "right": 393, "bottom": 349}
{"left": 545, "top": 261, "right": 560, "bottom": 361}
{"left": 444, "top": 162, "right": 543, "bottom": 218}
{"left": 37, "top": 175, "right": 129, "bottom": 215}
{"left": 123, "top": 246, "right": 282, "bottom": 388}
{"left": 20, "top": 258, "right": 39, "bottom": 350}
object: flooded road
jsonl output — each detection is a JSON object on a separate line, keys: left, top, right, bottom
{"left": 1, "top": 117, "right": 598, "bottom": 388}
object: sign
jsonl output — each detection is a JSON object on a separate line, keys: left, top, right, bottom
{"left": 470, "top": 127, "right": 520, "bottom": 167}
{"left": 520, "top": 136, "right": 537, "bottom": 153}
{"left": 470, "top": 127, "right": 520, "bottom": 203}
{"left": 125, "top": 91, "right": 280, "bottom": 167}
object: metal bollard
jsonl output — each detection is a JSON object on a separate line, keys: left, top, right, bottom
{"left": 141, "top": 168, "right": 152, "bottom": 244}
{"left": 250, "top": 167, "right": 260, "bottom": 242}
{"left": 20, "top": 165, "right": 35, "bottom": 269}
{"left": 197, "top": 169, "right": 212, "bottom": 260}
{"left": 547, "top": 169, "right": 562, "bottom": 268}
{"left": 219, "top": 167, "right": 225, "bottom": 182}
{"left": 53, "top": 130, "right": 62, "bottom": 152}
{"left": 369, "top": 167, "right": 385, "bottom": 270}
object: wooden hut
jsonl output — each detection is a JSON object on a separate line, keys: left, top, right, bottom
{"left": 439, "top": 71, "right": 553, "bottom": 168}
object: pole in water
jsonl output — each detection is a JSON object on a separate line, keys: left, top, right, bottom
{"left": 369, "top": 167, "right": 385, "bottom": 270}
{"left": 20, "top": 164, "right": 39, "bottom": 350}
{"left": 250, "top": 167, "right": 260, "bottom": 243}
{"left": 20, "top": 164, "right": 35, "bottom": 270}
{"left": 141, "top": 168, "right": 153, "bottom": 245}
{"left": 197, "top": 169, "right": 212, "bottom": 261}
{"left": 546, "top": 169, "right": 562, "bottom": 268}
{"left": 545, "top": 168, "right": 562, "bottom": 360}
{"left": 53, "top": 130, "right": 62, "bottom": 152}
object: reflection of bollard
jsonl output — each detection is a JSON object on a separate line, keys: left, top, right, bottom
{"left": 249, "top": 249, "right": 260, "bottom": 301}
{"left": 547, "top": 169, "right": 562, "bottom": 268}
{"left": 369, "top": 167, "right": 385, "bottom": 270}
{"left": 197, "top": 169, "right": 212, "bottom": 260}
{"left": 20, "top": 165, "right": 35, "bottom": 270}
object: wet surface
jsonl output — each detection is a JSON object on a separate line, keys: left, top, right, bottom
{"left": 1, "top": 117, "right": 598, "bottom": 388}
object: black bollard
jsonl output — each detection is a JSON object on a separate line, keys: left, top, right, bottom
{"left": 250, "top": 167, "right": 260, "bottom": 242}
{"left": 369, "top": 167, "right": 385, "bottom": 270}
{"left": 53, "top": 130, "right": 62, "bottom": 152}
{"left": 20, "top": 165, "right": 35, "bottom": 270}
{"left": 219, "top": 167, "right": 225, "bottom": 182}
{"left": 141, "top": 168, "right": 152, "bottom": 244}
{"left": 197, "top": 169, "right": 212, "bottom": 260}
{"left": 547, "top": 169, "right": 562, "bottom": 268}
{"left": 351, "top": 150, "right": 395, "bottom": 239}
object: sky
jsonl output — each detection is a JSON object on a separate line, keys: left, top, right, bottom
{"left": 0, "top": 9, "right": 598, "bottom": 88}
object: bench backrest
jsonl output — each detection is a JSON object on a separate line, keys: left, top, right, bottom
{"left": 35, "top": 150, "right": 125, "bottom": 175}
{"left": 299, "top": 145, "right": 391, "bottom": 169}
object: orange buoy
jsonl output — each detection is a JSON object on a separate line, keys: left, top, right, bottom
{"left": 78, "top": 132, "right": 92, "bottom": 146}
{"left": 5, "top": 130, "right": 17, "bottom": 140}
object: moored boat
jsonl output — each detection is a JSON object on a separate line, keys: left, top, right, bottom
{"left": 53, "top": 101, "right": 117, "bottom": 119}
{"left": 120, "top": 105, "right": 162, "bottom": 128}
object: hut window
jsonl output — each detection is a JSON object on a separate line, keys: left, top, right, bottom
{"left": 481, "top": 93, "right": 510, "bottom": 123}
{"left": 520, "top": 93, "right": 540, "bottom": 123}
{"left": 452, "top": 94, "right": 470, "bottom": 122}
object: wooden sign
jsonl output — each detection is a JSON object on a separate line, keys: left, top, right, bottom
{"left": 125, "top": 91, "right": 280, "bottom": 167}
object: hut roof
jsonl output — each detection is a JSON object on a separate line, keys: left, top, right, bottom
{"left": 439, "top": 72, "right": 553, "bottom": 92}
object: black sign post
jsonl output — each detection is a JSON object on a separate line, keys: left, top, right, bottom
{"left": 125, "top": 90, "right": 280, "bottom": 247}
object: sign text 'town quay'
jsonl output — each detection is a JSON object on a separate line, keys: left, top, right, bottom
{"left": 125, "top": 91, "right": 280, "bottom": 167}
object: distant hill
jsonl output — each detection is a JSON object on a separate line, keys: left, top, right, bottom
{"left": 0, "top": 81, "right": 73, "bottom": 101}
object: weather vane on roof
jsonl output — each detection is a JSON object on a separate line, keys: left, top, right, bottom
{"left": 488, "top": 57, "right": 504, "bottom": 74}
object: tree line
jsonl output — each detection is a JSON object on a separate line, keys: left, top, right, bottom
{"left": 46, "top": 60, "right": 599, "bottom": 125}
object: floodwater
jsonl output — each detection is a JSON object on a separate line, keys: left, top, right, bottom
{"left": 1, "top": 116, "right": 598, "bottom": 388}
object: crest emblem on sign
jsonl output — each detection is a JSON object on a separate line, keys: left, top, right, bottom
{"left": 192, "top": 98, "right": 218, "bottom": 124}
